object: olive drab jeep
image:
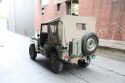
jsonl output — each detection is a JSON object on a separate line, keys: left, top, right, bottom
{"left": 29, "top": 15, "right": 99, "bottom": 73}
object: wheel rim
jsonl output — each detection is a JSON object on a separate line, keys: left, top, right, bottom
{"left": 86, "top": 37, "right": 97, "bottom": 52}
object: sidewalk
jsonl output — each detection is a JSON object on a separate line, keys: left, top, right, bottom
{"left": 97, "top": 39, "right": 125, "bottom": 62}
{"left": 99, "top": 39, "right": 125, "bottom": 50}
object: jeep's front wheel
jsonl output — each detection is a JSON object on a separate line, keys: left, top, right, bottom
{"left": 49, "top": 52, "right": 63, "bottom": 73}
{"left": 29, "top": 44, "right": 37, "bottom": 60}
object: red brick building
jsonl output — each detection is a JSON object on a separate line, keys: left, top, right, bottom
{"left": 35, "top": 0, "right": 125, "bottom": 42}
{"left": 35, "top": 0, "right": 42, "bottom": 32}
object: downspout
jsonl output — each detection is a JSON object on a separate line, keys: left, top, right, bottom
{"left": 70, "top": 0, "right": 72, "bottom": 15}
{"left": 68, "top": 0, "right": 72, "bottom": 15}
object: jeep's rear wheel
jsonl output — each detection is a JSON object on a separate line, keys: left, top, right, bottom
{"left": 29, "top": 44, "right": 37, "bottom": 60}
{"left": 49, "top": 52, "right": 63, "bottom": 73}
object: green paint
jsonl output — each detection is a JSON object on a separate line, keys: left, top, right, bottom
{"left": 70, "top": 0, "right": 72, "bottom": 15}
{"left": 68, "top": 0, "right": 72, "bottom": 15}
{"left": 92, "top": 55, "right": 95, "bottom": 59}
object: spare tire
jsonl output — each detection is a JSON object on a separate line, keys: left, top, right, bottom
{"left": 82, "top": 32, "right": 99, "bottom": 54}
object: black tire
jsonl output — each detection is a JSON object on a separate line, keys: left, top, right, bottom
{"left": 82, "top": 32, "right": 99, "bottom": 54}
{"left": 78, "top": 59, "right": 91, "bottom": 67}
{"left": 29, "top": 44, "right": 37, "bottom": 60}
{"left": 49, "top": 52, "right": 63, "bottom": 73}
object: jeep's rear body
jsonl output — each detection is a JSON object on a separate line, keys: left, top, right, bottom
{"left": 41, "top": 15, "right": 97, "bottom": 63}
{"left": 58, "top": 15, "right": 96, "bottom": 47}
{"left": 29, "top": 14, "right": 99, "bottom": 73}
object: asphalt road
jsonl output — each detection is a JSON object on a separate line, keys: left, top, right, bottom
{"left": 0, "top": 31, "right": 125, "bottom": 83}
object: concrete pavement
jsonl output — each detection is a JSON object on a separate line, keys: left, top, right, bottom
{"left": 0, "top": 31, "right": 125, "bottom": 83}
{"left": 99, "top": 39, "right": 125, "bottom": 50}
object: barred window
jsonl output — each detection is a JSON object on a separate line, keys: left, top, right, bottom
{"left": 76, "top": 23, "right": 86, "bottom": 30}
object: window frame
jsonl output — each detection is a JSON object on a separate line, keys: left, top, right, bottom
{"left": 76, "top": 23, "right": 86, "bottom": 30}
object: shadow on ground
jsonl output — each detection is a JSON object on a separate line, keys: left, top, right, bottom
{"left": 33, "top": 56, "right": 92, "bottom": 74}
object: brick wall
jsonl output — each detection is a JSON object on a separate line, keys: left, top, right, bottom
{"left": 79, "top": 0, "right": 125, "bottom": 41}
{"left": 35, "top": 0, "right": 42, "bottom": 32}
{"left": 41, "top": 0, "right": 68, "bottom": 23}
{"left": 39, "top": 0, "right": 125, "bottom": 41}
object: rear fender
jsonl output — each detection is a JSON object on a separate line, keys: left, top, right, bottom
{"left": 46, "top": 46, "right": 60, "bottom": 58}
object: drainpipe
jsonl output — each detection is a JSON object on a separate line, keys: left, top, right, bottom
{"left": 68, "top": 0, "right": 72, "bottom": 15}
{"left": 69, "top": 0, "right": 72, "bottom": 15}
{"left": 71, "top": 0, "right": 73, "bottom": 15}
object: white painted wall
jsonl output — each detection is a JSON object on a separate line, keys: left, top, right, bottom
{"left": 14, "top": 0, "right": 35, "bottom": 37}
{"left": 0, "top": 0, "right": 35, "bottom": 36}
{"left": 0, "top": 18, "right": 7, "bottom": 31}
{"left": 0, "top": 0, "right": 8, "bottom": 31}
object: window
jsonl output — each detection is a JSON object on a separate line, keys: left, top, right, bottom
{"left": 42, "top": 0, "right": 48, "bottom": 6}
{"left": 57, "top": 3, "right": 61, "bottom": 11}
{"left": 50, "top": 25, "right": 56, "bottom": 33}
{"left": 72, "top": 3, "right": 78, "bottom": 15}
{"left": 66, "top": 1, "right": 71, "bottom": 14}
{"left": 41, "top": 25, "right": 48, "bottom": 33}
{"left": 66, "top": 0, "right": 78, "bottom": 15}
{"left": 76, "top": 23, "right": 86, "bottom": 30}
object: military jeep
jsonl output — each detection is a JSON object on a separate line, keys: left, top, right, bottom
{"left": 29, "top": 15, "right": 99, "bottom": 73}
